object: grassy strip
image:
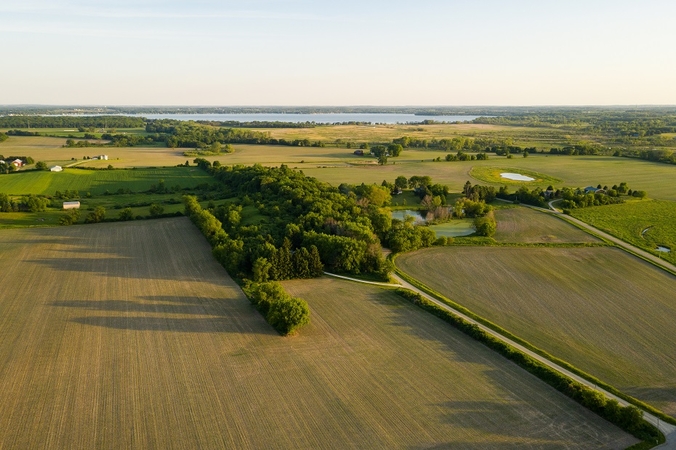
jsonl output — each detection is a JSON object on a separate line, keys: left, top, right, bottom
{"left": 449, "top": 236, "right": 610, "bottom": 248}
{"left": 392, "top": 258, "right": 676, "bottom": 427}
{"left": 394, "top": 287, "right": 664, "bottom": 448}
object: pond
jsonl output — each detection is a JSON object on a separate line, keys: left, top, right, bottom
{"left": 391, "top": 210, "right": 428, "bottom": 222}
{"left": 501, "top": 172, "right": 535, "bottom": 181}
{"left": 390, "top": 210, "right": 475, "bottom": 237}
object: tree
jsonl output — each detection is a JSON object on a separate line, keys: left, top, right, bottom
{"left": 118, "top": 207, "right": 134, "bottom": 221}
{"left": 35, "top": 161, "right": 48, "bottom": 170}
{"left": 85, "top": 206, "right": 106, "bottom": 223}
{"left": 308, "top": 245, "right": 324, "bottom": 277}
{"left": 474, "top": 210, "right": 497, "bottom": 237}
{"left": 267, "top": 295, "right": 310, "bottom": 336}
{"left": 149, "top": 203, "right": 164, "bottom": 217}
{"left": 378, "top": 154, "right": 388, "bottom": 165}
{"left": 394, "top": 176, "right": 408, "bottom": 190}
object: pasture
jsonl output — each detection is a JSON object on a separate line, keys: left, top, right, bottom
{"left": 397, "top": 246, "right": 676, "bottom": 417}
{"left": 0, "top": 219, "right": 636, "bottom": 449}
{"left": 0, "top": 167, "right": 212, "bottom": 196}
{"left": 570, "top": 199, "right": 676, "bottom": 265}
{"left": 494, "top": 207, "right": 599, "bottom": 243}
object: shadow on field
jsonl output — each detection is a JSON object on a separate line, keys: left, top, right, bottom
{"left": 360, "top": 289, "right": 636, "bottom": 448}
{"left": 624, "top": 386, "right": 676, "bottom": 418}
{"left": 51, "top": 296, "right": 275, "bottom": 335}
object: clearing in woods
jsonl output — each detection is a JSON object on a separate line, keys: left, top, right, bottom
{"left": 494, "top": 206, "right": 599, "bottom": 243}
{"left": 0, "top": 218, "right": 636, "bottom": 449}
{"left": 397, "top": 246, "right": 676, "bottom": 417}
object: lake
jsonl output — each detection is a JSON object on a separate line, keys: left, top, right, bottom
{"left": 130, "top": 113, "right": 483, "bottom": 124}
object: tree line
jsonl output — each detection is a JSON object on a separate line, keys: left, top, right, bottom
{"left": 0, "top": 116, "right": 145, "bottom": 129}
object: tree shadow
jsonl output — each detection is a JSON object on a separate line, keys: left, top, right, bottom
{"left": 51, "top": 295, "right": 275, "bottom": 335}
{"left": 360, "top": 288, "right": 639, "bottom": 448}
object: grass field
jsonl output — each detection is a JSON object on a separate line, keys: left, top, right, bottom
{"left": 0, "top": 219, "right": 636, "bottom": 449}
{"left": 470, "top": 166, "right": 562, "bottom": 185}
{"left": 494, "top": 207, "right": 599, "bottom": 243}
{"left": 397, "top": 246, "right": 676, "bottom": 417}
{"left": 570, "top": 199, "right": 676, "bottom": 265}
{"left": 258, "top": 123, "right": 573, "bottom": 146}
{"left": 0, "top": 167, "right": 212, "bottom": 196}
{"left": 4, "top": 135, "right": 676, "bottom": 202}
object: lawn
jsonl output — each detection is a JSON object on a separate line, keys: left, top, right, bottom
{"left": 570, "top": 199, "right": 676, "bottom": 265}
{"left": 397, "top": 246, "right": 676, "bottom": 417}
{"left": 494, "top": 206, "right": 599, "bottom": 243}
{"left": 0, "top": 219, "right": 636, "bottom": 449}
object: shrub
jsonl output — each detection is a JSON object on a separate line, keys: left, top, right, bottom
{"left": 244, "top": 282, "right": 310, "bottom": 335}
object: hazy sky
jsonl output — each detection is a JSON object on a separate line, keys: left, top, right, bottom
{"left": 2, "top": 0, "right": 675, "bottom": 106}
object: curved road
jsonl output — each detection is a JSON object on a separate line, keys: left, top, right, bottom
{"left": 323, "top": 269, "right": 676, "bottom": 448}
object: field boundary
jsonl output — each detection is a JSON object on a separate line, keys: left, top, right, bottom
{"left": 391, "top": 255, "right": 676, "bottom": 432}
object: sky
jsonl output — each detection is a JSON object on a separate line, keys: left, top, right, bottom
{"left": 1, "top": 0, "right": 675, "bottom": 106}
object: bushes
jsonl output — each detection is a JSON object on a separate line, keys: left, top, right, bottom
{"left": 394, "top": 288, "right": 660, "bottom": 443}
{"left": 474, "top": 210, "right": 497, "bottom": 237}
{"left": 244, "top": 282, "right": 310, "bottom": 335}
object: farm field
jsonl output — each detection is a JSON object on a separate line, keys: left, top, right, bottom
{"left": 258, "top": 122, "right": 573, "bottom": 145}
{"left": 494, "top": 207, "right": 599, "bottom": 243}
{"left": 0, "top": 166, "right": 212, "bottom": 196}
{"left": 0, "top": 219, "right": 637, "bottom": 449}
{"left": 3, "top": 135, "right": 676, "bottom": 201}
{"left": 570, "top": 200, "right": 676, "bottom": 265}
{"left": 397, "top": 246, "right": 676, "bottom": 417}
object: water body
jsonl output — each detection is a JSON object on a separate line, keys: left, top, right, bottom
{"left": 130, "top": 113, "right": 483, "bottom": 124}
{"left": 391, "top": 210, "right": 428, "bottom": 222}
{"left": 501, "top": 172, "right": 535, "bottom": 181}
{"left": 391, "top": 210, "right": 474, "bottom": 237}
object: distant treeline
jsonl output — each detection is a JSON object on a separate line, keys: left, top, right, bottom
{"left": 0, "top": 115, "right": 145, "bottom": 129}
{"left": 473, "top": 109, "right": 676, "bottom": 138}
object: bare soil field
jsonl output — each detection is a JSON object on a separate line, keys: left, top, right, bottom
{"left": 0, "top": 219, "right": 635, "bottom": 449}
{"left": 494, "top": 207, "right": 599, "bottom": 243}
{"left": 397, "top": 246, "right": 676, "bottom": 417}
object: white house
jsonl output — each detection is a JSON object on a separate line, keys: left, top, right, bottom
{"left": 98, "top": 155, "right": 109, "bottom": 160}
{"left": 50, "top": 165, "right": 63, "bottom": 172}
{"left": 63, "top": 201, "right": 80, "bottom": 210}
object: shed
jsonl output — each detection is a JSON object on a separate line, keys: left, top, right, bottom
{"left": 353, "top": 150, "right": 364, "bottom": 156}
{"left": 63, "top": 201, "right": 81, "bottom": 210}
{"left": 50, "top": 165, "right": 63, "bottom": 172}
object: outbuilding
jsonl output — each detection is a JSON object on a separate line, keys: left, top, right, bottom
{"left": 63, "top": 201, "right": 80, "bottom": 210}
{"left": 50, "top": 165, "right": 63, "bottom": 172}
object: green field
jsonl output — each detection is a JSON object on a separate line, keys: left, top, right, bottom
{"left": 0, "top": 166, "right": 212, "bottom": 196}
{"left": 397, "top": 246, "right": 676, "bottom": 417}
{"left": 570, "top": 200, "right": 676, "bottom": 265}
{"left": 3, "top": 135, "right": 676, "bottom": 202}
{"left": 494, "top": 207, "right": 599, "bottom": 243}
{"left": 0, "top": 219, "right": 636, "bottom": 448}
{"left": 470, "top": 166, "right": 562, "bottom": 185}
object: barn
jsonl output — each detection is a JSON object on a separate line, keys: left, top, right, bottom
{"left": 63, "top": 201, "right": 81, "bottom": 210}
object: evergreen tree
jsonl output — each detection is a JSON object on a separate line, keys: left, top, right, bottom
{"left": 308, "top": 245, "right": 324, "bottom": 277}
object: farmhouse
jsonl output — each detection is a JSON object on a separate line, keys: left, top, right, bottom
{"left": 11, "top": 159, "right": 23, "bottom": 168}
{"left": 98, "top": 155, "right": 109, "bottom": 160}
{"left": 50, "top": 165, "right": 63, "bottom": 172}
{"left": 62, "top": 201, "right": 80, "bottom": 210}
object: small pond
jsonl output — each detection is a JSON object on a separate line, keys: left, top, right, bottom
{"left": 501, "top": 172, "right": 535, "bottom": 181}
{"left": 391, "top": 210, "right": 428, "bottom": 222}
{"left": 391, "top": 210, "right": 474, "bottom": 237}
{"left": 656, "top": 246, "right": 671, "bottom": 253}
